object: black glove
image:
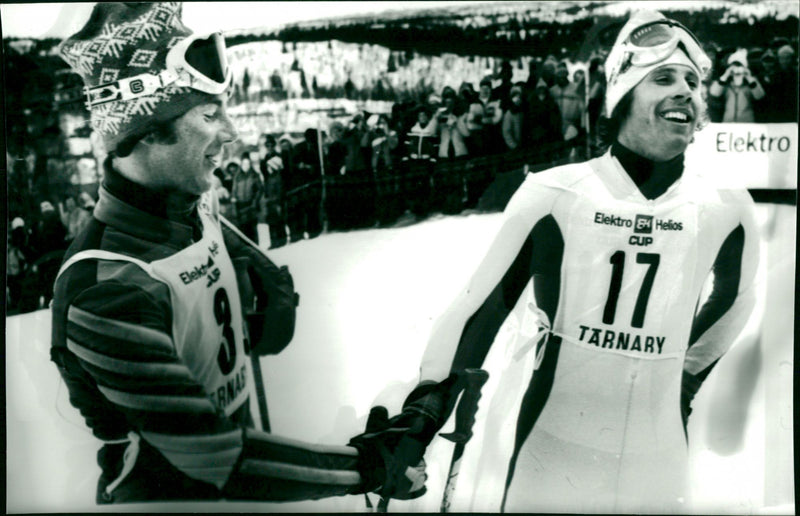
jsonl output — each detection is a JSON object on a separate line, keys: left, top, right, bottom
{"left": 349, "top": 372, "right": 465, "bottom": 500}
{"left": 394, "top": 372, "right": 462, "bottom": 445}
{"left": 231, "top": 253, "right": 299, "bottom": 356}
{"left": 348, "top": 406, "right": 428, "bottom": 500}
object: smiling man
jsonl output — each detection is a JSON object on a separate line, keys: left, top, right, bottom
{"left": 49, "top": 2, "right": 424, "bottom": 506}
{"left": 373, "top": 10, "right": 761, "bottom": 513}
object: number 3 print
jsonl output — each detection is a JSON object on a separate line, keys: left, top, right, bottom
{"left": 214, "top": 288, "right": 237, "bottom": 375}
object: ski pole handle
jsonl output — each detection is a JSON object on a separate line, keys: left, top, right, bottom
{"left": 439, "top": 368, "right": 489, "bottom": 513}
{"left": 440, "top": 368, "right": 489, "bottom": 443}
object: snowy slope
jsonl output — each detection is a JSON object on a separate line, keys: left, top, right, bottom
{"left": 6, "top": 207, "right": 794, "bottom": 513}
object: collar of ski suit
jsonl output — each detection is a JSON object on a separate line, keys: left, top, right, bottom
{"left": 611, "top": 141, "right": 684, "bottom": 200}
{"left": 94, "top": 160, "right": 203, "bottom": 245}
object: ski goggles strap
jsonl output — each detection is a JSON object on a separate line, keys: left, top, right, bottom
{"left": 85, "top": 70, "right": 178, "bottom": 108}
{"left": 84, "top": 32, "right": 231, "bottom": 109}
{"left": 618, "top": 19, "right": 710, "bottom": 75}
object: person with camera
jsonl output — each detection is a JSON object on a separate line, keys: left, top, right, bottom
{"left": 435, "top": 87, "right": 469, "bottom": 160}
{"left": 433, "top": 87, "right": 469, "bottom": 213}
{"left": 477, "top": 77, "right": 504, "bottom": 155}
{"left": 709, "top": 49, "right": 765, "bottom": 123}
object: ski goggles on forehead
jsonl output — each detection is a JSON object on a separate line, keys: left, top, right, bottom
{"left": 618, "top": 19, "right": 710, "bottom": 75}
{"left": 85, "top": 32, "right": 232, "bottom": 109}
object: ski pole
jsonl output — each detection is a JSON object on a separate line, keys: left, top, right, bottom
{"left": 439, "top": 368, "right": 489, "bottom": 513}
{"left": 250, "top": 353, "right": 271, "bottom": 432}
{"left": 232, "top": 255, "right": 271, "bottom": 432}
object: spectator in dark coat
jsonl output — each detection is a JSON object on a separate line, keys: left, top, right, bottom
{"left": 324, "top": 122, "right": 349, "bottom": 231}
{"left": 773, "top": 45, "right": 798, "bottom": 122}
{"left": 295, "top": 129, "right": 327, "bottom": 237}
{"left": 370, "top": 114, "right": 401, "bottom": 226}
{"left": 502, "top": 83, "right": 527, "bottom": 151}
{"left": 343, "top": 114, "right": 371, "bottom": 175}
{"left": 341, "top": 115, "right": 375, "bottom": 228}
{"left": 757, "top": 46, "right": 798, "bottom": 122}
{"left": 326, "top": 122, "right": 347, "bottom": 176}
{"left": 259, "top": 135, "right": 287, "bottom": 248}
{"left": 370, "top": 114, "right": 399, "bottom": 173}
{"left": 526, "top": 78, "right": 563, "bottom": 160}
{"left": 230, "top": 153, "right": 264, "bottom": 242}
{"left": 540, "top": 55, "right": 559, "bottom": 88}
{"left": 22, "top": 201, "right": 68, "bottom": 311}
{"left": 493, "top": 60, "right": 514, "bottom": 110}
{"left": 7, "top": 217, "right": 30, "bottom": 312}
{"left": 33, "top": 201, "right": 68, "bottom": 258}
{"left": 460, "top": 81, "right": 486, "bottom": 156}
{"left": 292, "top": 128, "right": 323, "bottom": 239}
{"left": 477, "top": 76, "right": 504, "bottom": 155}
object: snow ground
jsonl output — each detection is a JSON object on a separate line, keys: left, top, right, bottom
{"left": 6, "top": 206, "right": 795, "bottom": 514}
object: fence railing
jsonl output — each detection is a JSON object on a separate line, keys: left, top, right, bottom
{"left": 281, "top": 140, "right": 575, "bottom": 215}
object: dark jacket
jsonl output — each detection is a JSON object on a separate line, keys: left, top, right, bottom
{"left": 50, "top": 164, "right": 365, "bottom": 504}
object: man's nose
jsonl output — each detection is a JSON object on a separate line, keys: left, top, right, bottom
{"left": 218, "top": 110, "right": 238, "bottom": 144}
{"left": 673, "top": 80, "right": 693, "bottom": 101}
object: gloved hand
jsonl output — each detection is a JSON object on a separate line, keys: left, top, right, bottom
{"left": 349, "top": 406, "right": 428, "bottom": 500}
{"left": 231, "top": 253, "right": 298, "bottom": 356}
{"left": 349, "top": 372, "right": 464, "bottom": 501}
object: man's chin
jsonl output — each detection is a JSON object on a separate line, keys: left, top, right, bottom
{"left": 657, "top": 137, "right": 692, "bottom": 160}
{"left": 181, "top": 176, "right": 213, "bottom": 197}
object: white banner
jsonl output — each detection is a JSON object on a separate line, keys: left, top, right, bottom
{"left": 686, "top": 123, "right": 798, "bottom": 189}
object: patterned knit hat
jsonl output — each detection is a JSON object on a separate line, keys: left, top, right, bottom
{"left": 58, "top": 2, "right": 214, "bottom": 153}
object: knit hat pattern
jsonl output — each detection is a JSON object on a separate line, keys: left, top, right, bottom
{"left": 58, "top": 2, "right": 211, "bottom": 152}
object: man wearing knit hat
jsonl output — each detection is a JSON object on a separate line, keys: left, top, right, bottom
{"left": 370, "top": 9, "right": 760, "bottom": 513}
{"left": 50, "top": 2, "right": 425, "bottom": 505}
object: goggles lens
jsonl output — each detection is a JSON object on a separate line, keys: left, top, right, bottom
{"left": 624, "top": 20, "right": 705, "bottom": 69}
{"left": 613, "top": 19, "right": 709, "bottom": 78}
{"left": 181, "top": 32, "right": 229, "bottom": 86}
{"left": 629, "top": 22, "right": 675, "bottom": 48}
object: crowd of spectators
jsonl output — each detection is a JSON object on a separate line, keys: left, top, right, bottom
{"left": 172, "top": 34, "right": 800, "bottom": 252}
{"left": 6, "top": 31, "right": 798, "bottom": 315}
{"left": 6, "top": 192, "right": 95, "bottom": 315}
{"left": 214, "top": 53, "right": 579, "bottom": 250}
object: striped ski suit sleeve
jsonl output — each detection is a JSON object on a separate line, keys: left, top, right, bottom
{"left": 54, "top": 258, "right": 365, "bottom": 501}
